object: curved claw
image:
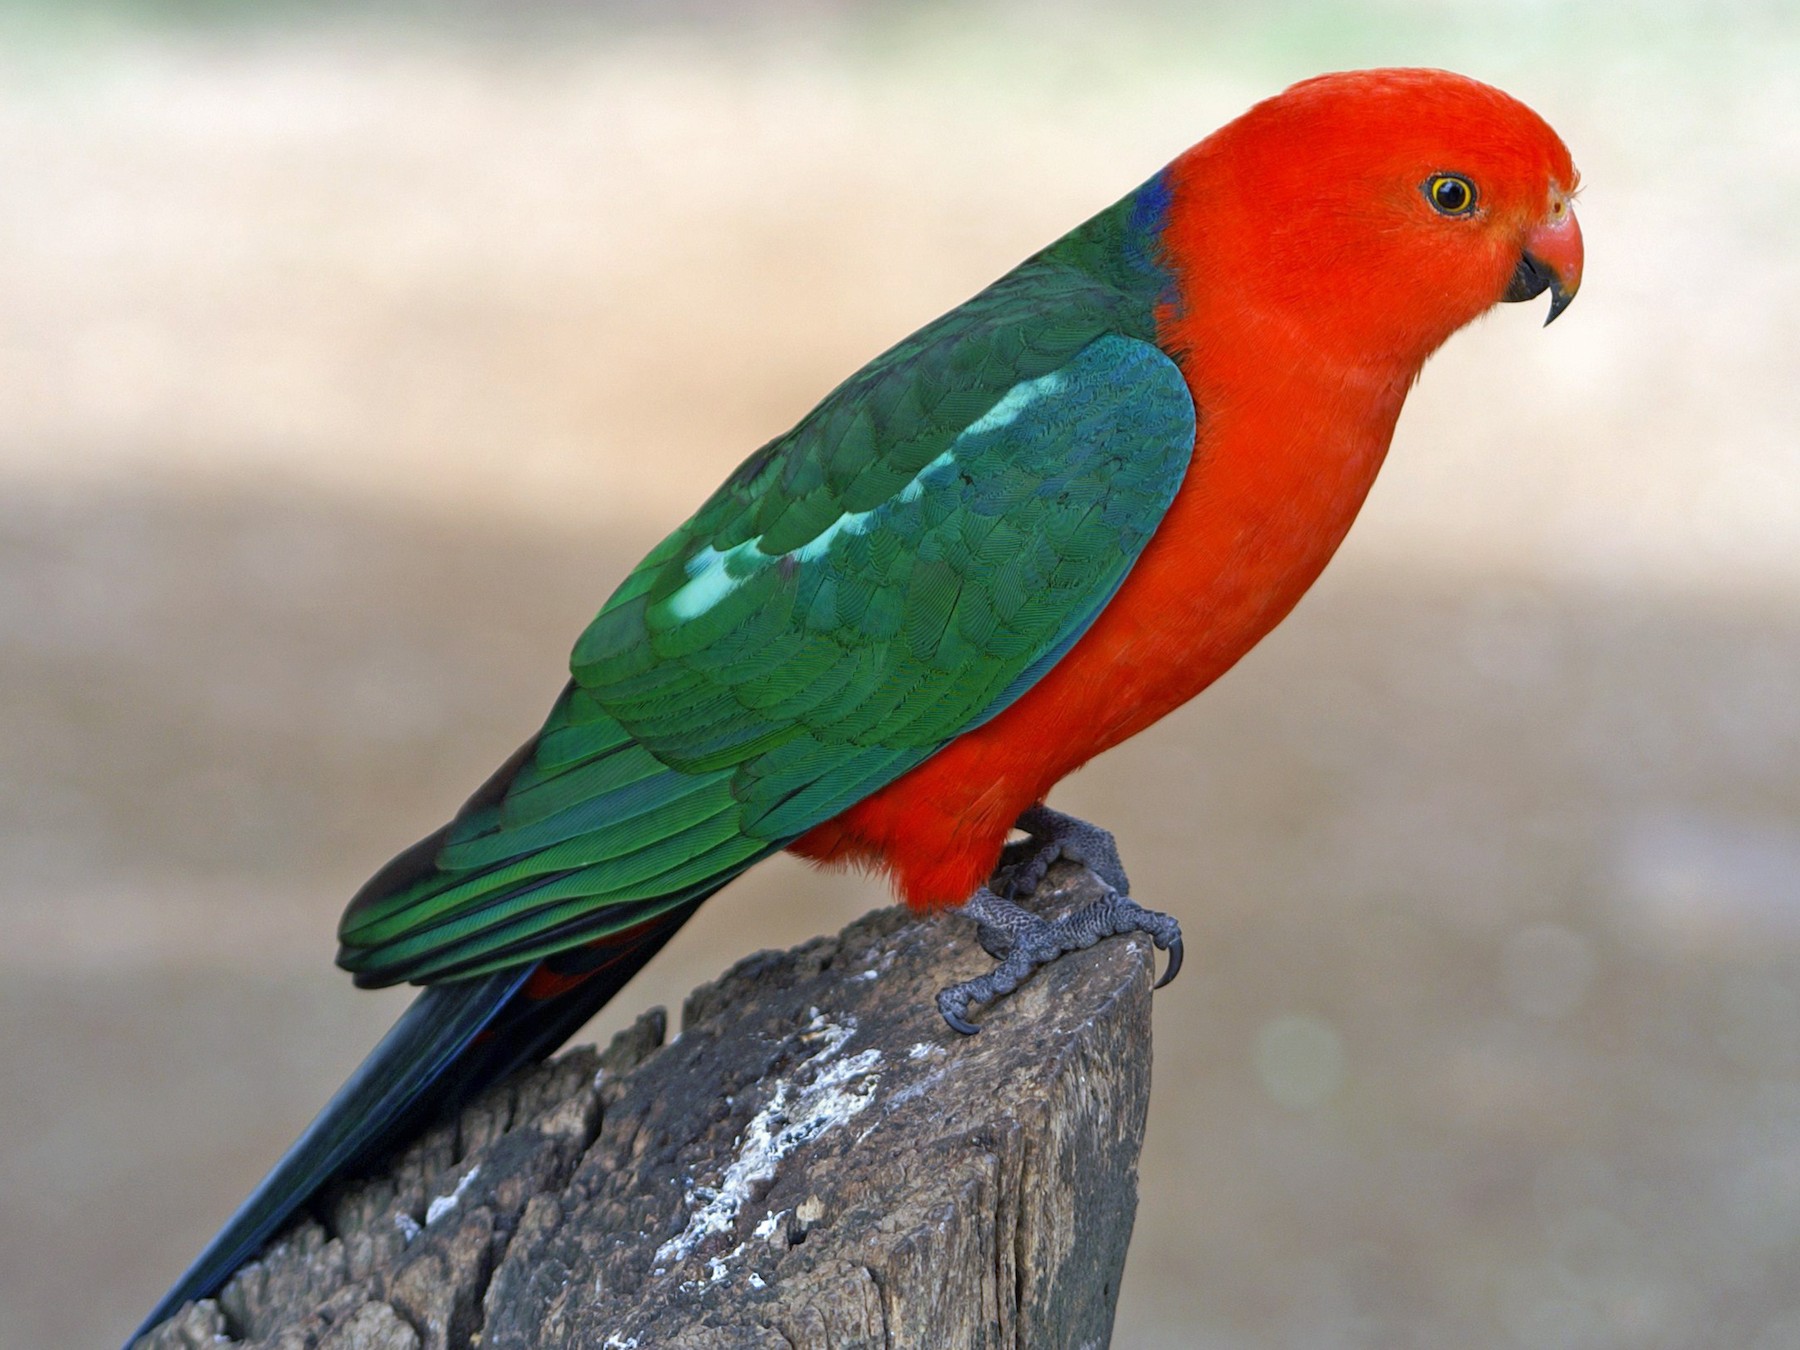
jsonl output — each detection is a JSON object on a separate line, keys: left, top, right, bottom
{"left": 937, "top": 991, "right": 981, "bottom": 1036}
{"left": 1154, "top": 934, "right": 1184, "bottom": 989}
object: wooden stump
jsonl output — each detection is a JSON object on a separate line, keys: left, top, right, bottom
{"left": 139, "top": 864, "right": 1157, "bottom": 1350}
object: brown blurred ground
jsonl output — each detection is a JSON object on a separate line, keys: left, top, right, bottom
{"left": 3, "top": 6, "right": 1799, "bottom": 1348}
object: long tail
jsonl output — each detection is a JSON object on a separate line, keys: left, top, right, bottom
{"left": 127, "top": 902, "right": 700, "bottom": 1347}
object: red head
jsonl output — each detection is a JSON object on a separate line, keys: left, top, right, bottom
{"left": 1160, "top": 68, "right": 1583, "bottom": 376}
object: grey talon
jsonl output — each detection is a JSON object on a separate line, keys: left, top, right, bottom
{"left": 937, "top": 990, "right": 981, "bottom": 1036}
{"left": 1156, "top": 936, "right": 1184, "bottom": 988}
{"left": 934, "top": 875, "right": 1184, "bottom": 1033}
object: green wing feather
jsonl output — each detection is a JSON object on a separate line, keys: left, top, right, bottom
{"left": 338, "top": 260, "right": 1195, "bottom": 987}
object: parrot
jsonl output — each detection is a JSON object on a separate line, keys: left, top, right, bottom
{"left": 130, "top": 66, "right": 1582, "bottom": 1344}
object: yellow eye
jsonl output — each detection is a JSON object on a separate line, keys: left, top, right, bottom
{"left": 1425, "top": 173, "right": 1477, "bottom": 216}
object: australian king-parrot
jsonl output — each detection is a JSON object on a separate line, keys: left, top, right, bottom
{"left": 132, "top": 66, "right": 1582, "bottom": 1342}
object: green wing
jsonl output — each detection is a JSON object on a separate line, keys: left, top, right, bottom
{"left": 338, "top": 263, "right": 1194, "bottom": 987}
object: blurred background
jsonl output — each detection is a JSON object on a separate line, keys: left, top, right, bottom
{"left": 2, "top": 1, "right": 1797, "bottom": 1346}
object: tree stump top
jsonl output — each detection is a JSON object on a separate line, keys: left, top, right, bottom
{"left": 142, "top": 864, "right": 1156, "bottom": 1350}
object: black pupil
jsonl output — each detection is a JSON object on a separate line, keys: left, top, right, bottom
{"left": 1435, "top": 178, "right": 1469, "bottom": 211}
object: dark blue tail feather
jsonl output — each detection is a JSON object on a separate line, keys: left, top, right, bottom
{"left": 127, "top": 967, "right": 533, "bottom": 1345}
{"left": 129, "top": 896, "right": 707, "bottom": 1348}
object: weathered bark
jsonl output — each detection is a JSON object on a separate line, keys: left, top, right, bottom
{"left": 140, "top": 863, "right": 1156, "bottom": 1350}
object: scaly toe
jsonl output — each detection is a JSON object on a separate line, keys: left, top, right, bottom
{"left": 1010, "top": 805, "right": 1132, "bottom": 896}
{"left": 935, "top": 884, "right": 1184, "bottom": 1033}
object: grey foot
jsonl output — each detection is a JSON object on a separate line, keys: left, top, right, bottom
{"left": 995, "top": 803, "right": 1131, "bottom": 900}
{"left": 937, "top": 884, "right": 1183, "bottom": 1035}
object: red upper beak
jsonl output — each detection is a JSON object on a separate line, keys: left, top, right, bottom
{"left": 1504, "top": 200, "right": 1584, "bottom": 324}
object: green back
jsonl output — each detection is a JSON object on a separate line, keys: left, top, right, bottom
{"left": 338, "top": 178, "right": 1194, "bottom": 987}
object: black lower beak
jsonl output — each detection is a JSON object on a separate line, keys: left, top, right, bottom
{"left": 1503, "top": 250, "right": 1576, "bottom": 326}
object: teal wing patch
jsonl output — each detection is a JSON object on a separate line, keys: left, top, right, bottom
{"left": 339, "top": 300, "right": 1193, "bottom": 987}
{"left": 576, "top": 333, "right": 1194, "bottom": 829}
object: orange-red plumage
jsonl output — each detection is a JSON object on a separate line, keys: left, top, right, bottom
{"left": 794, "top": 69, "right": 1582, "bottom": 907}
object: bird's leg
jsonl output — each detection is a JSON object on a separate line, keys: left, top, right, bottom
{"left": 994, "top": 802, "right": 1132, "bottom": 899}
{"left": 937, "top": 807, "right": 1182, "bottom": 1035}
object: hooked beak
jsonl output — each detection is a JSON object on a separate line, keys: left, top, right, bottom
{"left": 1503, "top": 197, "right": 1584, "bottom": 325}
